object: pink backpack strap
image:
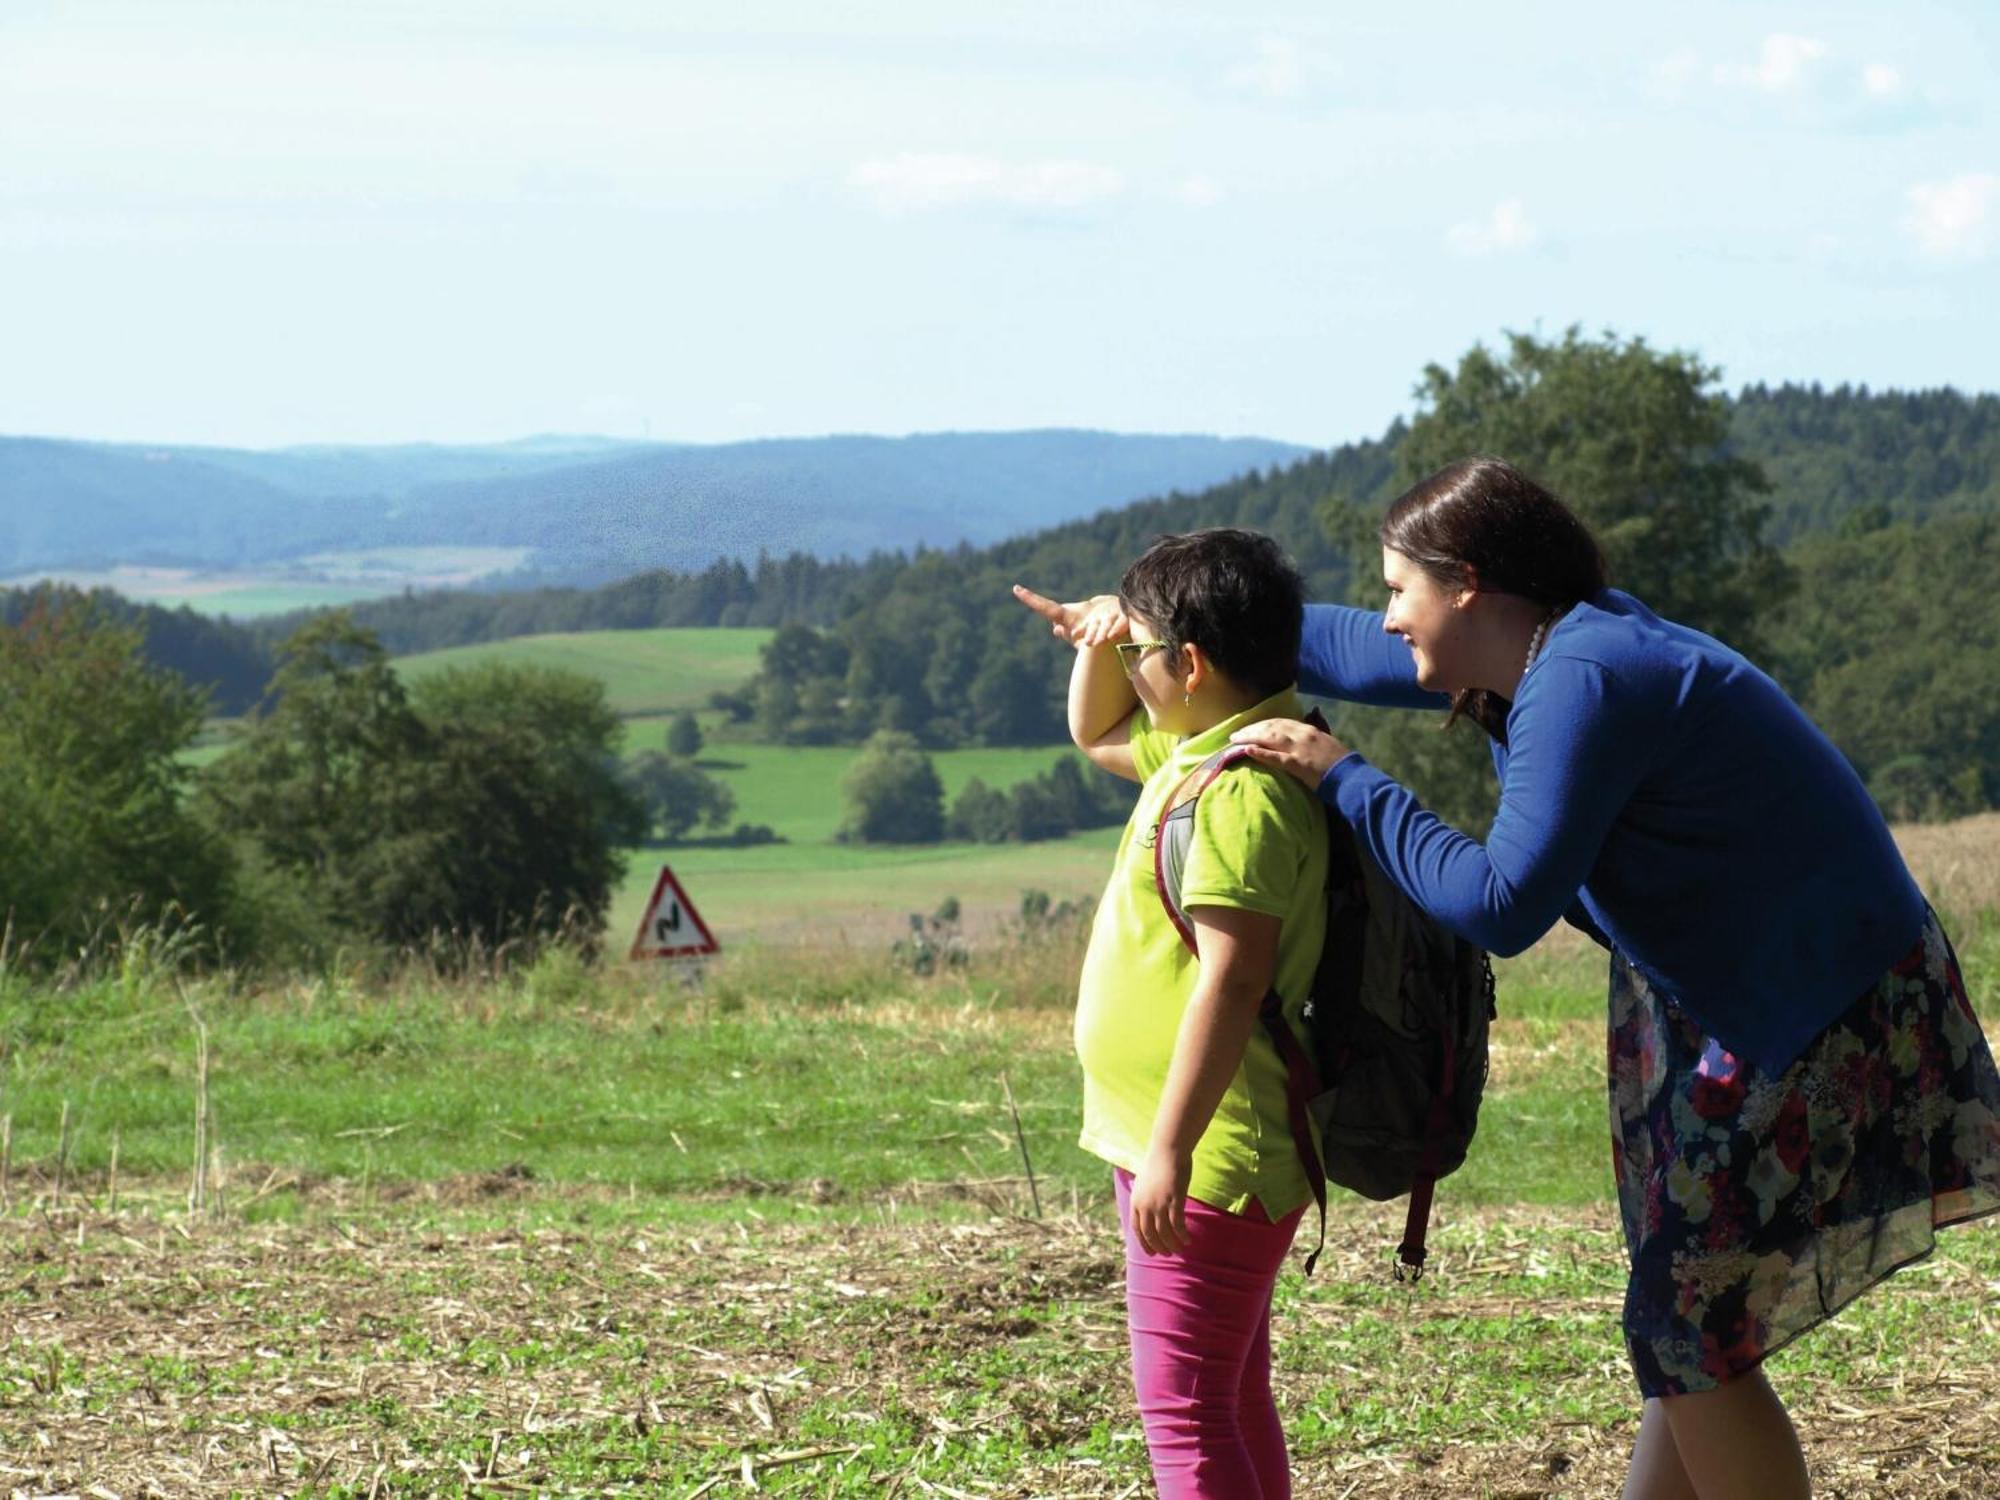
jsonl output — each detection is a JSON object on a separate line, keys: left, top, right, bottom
{"left": 1151, "top": 744, "right": 1262, "bottom": 956}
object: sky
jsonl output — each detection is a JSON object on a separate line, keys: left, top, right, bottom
{"left": 2, "top": 0, "right": 1995, "bottom": 450}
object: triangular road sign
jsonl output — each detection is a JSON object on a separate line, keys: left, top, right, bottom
{"left": 629, "top": 865, "right": 720, "bottom": 960}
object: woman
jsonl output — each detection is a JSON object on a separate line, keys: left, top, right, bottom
{"left": 1218, "top": 456, "right": 2000, "bottom": 1500}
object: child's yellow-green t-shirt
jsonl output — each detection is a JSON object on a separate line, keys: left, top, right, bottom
{"left": 1073, "top": 686, "right": 1329, "bottom": 1219}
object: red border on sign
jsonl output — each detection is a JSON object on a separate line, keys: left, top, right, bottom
{"left": 629, "top": 865, "right": 720, "bottom": 960}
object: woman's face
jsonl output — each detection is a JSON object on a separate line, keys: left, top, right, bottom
{"left": 1381, "top": 547, "right": 1469, "bottom": 692}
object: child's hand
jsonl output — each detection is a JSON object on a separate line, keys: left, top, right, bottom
{"left": 1012, "top": 586, "right": 1129, "bottom": 649}
{"left": 1129, "top": 1145, "right": 1193, "bottom": 1256}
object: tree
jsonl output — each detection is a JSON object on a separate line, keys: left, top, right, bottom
{"left": 1767, "top": 512, "right": 2000, "bottom": 821}
{"left": 198, "top": 614, "right": 438, "bottom": 945}
{"left": 665, "top": 709, "right": 704, "bottom": 759}
{"left": 626, "top": 751, "right": 737, "bottom": 842}
{"left": 410, "top": 663, "right": 646, "bottom": 944}
{"left": 203, "top": 615, "right": 644, "bottom": 953}
{"left": 0, "top": 594, "right": 228, "bottom": 962}
{"left": 1329, "top": 328, "right": 1797, "bottom": 836}
{"left": 1397, "top": 327, "right": 1791, "bottom": 654}
{"left": 969, "top": 648, "right": 1056, "bottom": 745}
{"left": 839, "top": 731, "right": 945, "bottom": 843}
{"left": 948, "top": 778, "right": 1012, "bottom": 843}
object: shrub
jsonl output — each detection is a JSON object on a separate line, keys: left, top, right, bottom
{"left": 839, "top": 731, "right": 944, "bottom": 843}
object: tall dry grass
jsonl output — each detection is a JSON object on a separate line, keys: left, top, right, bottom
{"left": 1893, "top": 811, "right": 2000, "bottom": 924}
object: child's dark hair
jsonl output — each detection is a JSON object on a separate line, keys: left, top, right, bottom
{"left": 1117, "top": 528, "right": 1304, "bottom": 699}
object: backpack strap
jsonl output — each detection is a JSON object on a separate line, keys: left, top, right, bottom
{"left": 1150, "top": 745, "right": 1256, "bottom": 954}
{"left": 1260, "top": 992, "right": 1328, "bottom": 1275}
{"left": 1395, "top": 1039, "right": 1455, "bottom": 1281}
{"left": 1151, "top": 744, "right": 1329, "bottom": 1275}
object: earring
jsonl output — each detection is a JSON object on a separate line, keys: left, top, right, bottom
{"left": 1182, "top": 689, "right": 1192, "bottom": 706}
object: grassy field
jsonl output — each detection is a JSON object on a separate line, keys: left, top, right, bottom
{"left": 0, "top": 912, "right": 1995, "bottom": 1496}
{"left": 198, "top": 625, "right": 1108, "bottom": 947}
{"left": 394, "top": 628, "right": 775, "bottom": 718}
{"left": 610, "top": 829, "right": 1119, "bottom": 948}
{"left": 615, "top": 740, "right": 1089, "bottom": 840}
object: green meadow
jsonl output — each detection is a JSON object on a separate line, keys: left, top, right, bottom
{"left": 193, "top": 625, "right": 1120, "bottom": 947}
{"left": 614, "top": 737, "right": 1086, "bottom": 835}
{"left": 394, "top": 627, "right": 775, "bottom": 718}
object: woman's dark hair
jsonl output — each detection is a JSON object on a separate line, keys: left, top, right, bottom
{"left": 1118, "top": 528, "right": 1304, "bottom": 701}
{"left": 1381, "top": 457, "right": 1608, "bottom": 737}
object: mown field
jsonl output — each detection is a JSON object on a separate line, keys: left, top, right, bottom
{"left": 2, "top": 817, "right": 1998, "bottom": 1495}
{"left": 394, "top": 628, "right": 776, "bottom": 720}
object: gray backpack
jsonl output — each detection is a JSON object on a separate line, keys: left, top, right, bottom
{"left": 1153, "top": 724, "right": 1495, "bottom": 1278}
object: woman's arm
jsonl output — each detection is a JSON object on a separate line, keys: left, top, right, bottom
{"left": 1323, "top": 657, "right": 1656, "bottom": 954}
{"left": 1127, "top": 904, "right": 1280, "bottom": 1255}
{"left": 1298, "top": 604, "right": 1448, "bottom": 709}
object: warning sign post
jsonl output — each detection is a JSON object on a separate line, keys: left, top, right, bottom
{"left": 629, "top": 866, "right": 720, "bottom": 962}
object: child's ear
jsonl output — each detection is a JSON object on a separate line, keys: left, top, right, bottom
{"left": 1181, "top": 641, "right": 1208, "bottom": 695}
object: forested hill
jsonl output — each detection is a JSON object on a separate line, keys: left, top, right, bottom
{"left": 213, "top": 351, "right": 1994, "bottom": 826}
{"left": 244, "top": 379, "right": 2000, "bottom": 656}
{"left": 0, "top": 585, "right": 271, "bottom": 716}
{"left": 1728, "top": 385, "right": 2000, "bottom": 543}
{"left": 294, "top": 432, "right": 1400, "bottom": 655}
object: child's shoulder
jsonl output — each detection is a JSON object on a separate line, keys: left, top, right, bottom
{"left": 1196, "top": 755, "right": 1325, "bottom": 838}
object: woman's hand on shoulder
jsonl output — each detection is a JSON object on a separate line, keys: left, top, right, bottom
{"left": 1012, "top": 585, "right": 1128, "bottom": 650}
{"left": 1229, "top": 718, "right": 1353, "bottom": 789}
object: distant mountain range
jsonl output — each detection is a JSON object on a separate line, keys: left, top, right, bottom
{"left": 0, "top": 430, "right": 1311, "bottom": 586}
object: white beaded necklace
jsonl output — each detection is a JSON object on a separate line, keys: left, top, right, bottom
{"left": 1524, "top": 607, "right": 1564, "bottom": 670}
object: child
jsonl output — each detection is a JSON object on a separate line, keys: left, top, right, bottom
{"left": 1013, "top": 528, "right": 1327, "bottom": 1500}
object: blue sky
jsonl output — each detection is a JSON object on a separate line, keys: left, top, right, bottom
{"left": 2, "top": 0, "right": 1994, "bottom": 449}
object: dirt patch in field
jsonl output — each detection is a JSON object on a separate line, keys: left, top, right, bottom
{"left": 0, "top": 1198, "right": 1995, "bottom": 1497}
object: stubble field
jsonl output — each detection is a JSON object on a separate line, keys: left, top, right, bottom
{"left": 2, "top": 821, "right": 1998, "bottom": 1496}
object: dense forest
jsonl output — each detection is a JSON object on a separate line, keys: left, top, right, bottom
{"left": 0, "top": 584, "right": 270, "bottom": 715}
{"left": 1728, "top": 384, "right": 2000, "bottom": 544}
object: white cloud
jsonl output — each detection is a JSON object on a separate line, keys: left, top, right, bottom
{"left": 1904, "top": 174, "right": 1998, "bottom": 261}
{"left": 1861, "top": 62, "right": 1905, "bottom": 98}
{"left": 847, "top": 153, "right": 1125, "bottom": 214}
{"left": 1174, "top": 175, "right": 1223, "bottom": 209}
{"left": 1652, "top": 47, "right": 1701, "bottom": 97}
{"left": 1227, "top": 37, "right": 1308, "bottom": 100}
{"left": 1447, "top": 200, "right": 1537, "bottom": 257}
{"left": 1713, "top": 33, "right": 1827, "bottom": 93}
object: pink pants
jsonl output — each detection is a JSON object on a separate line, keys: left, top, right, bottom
{"left": 1114, "top": 1168, "right": 1304, "bottom": 1499}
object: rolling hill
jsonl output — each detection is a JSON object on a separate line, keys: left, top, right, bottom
{"left": 0, "top": 430, "right": 1310, "bottom": 585}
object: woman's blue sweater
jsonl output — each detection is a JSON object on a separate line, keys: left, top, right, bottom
{"left": 1303, "top": 589, "right": 1928, "bottom": 1072}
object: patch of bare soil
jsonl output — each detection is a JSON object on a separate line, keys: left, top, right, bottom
{"left": 0, "top": 1198, "right": 1994, "bottom": 1497}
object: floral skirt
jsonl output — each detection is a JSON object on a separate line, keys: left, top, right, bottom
{"left": 1609, "top": 910, "right": 2000, "bottom": 1398}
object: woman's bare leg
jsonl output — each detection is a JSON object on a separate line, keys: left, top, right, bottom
{"left": 1655, "top": 1368, "right": 1810, "bottom": 1500}
{"left": 1623, "top": 1400, "right": 1699, "bottom": 1500}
